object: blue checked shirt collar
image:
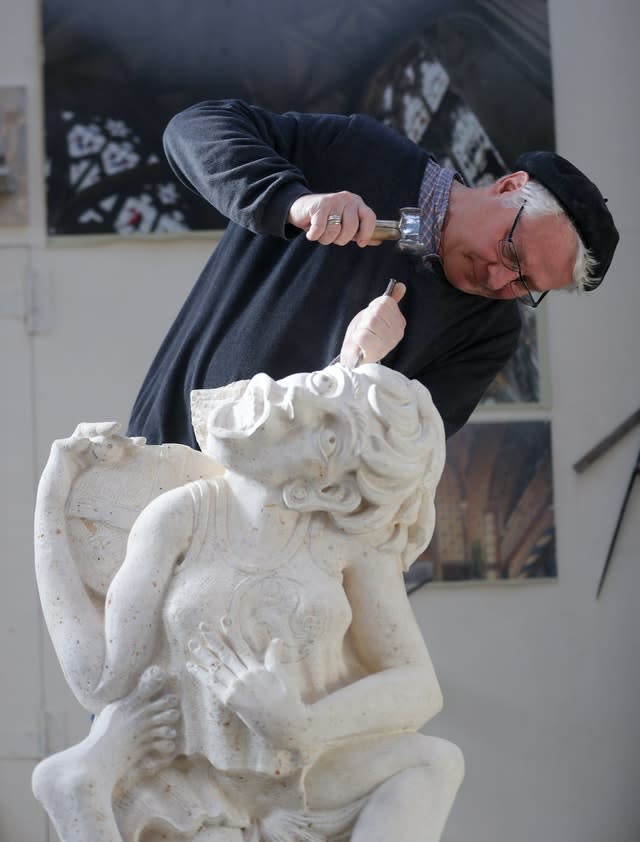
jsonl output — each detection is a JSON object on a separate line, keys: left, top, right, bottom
{"left": 418, "top": 158, "right": 460, "bottom": 265}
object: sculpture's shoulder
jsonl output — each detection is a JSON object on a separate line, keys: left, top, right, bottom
{"left": 66, "top": 442, "right": 222, "bottom": 598}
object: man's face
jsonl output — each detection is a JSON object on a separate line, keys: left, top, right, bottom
{"left": 441, "top": 178, "right": 578, "bottom": 302}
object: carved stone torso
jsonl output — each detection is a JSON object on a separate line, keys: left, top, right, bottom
{"left": 162, "top": 479, "right": 361, "bottom": 775}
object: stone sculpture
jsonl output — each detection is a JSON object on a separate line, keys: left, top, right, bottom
{"left": 32, "top": 364, "right": 463, "bottom": 841}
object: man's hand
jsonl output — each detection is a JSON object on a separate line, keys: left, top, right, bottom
{"left": 288, "top": 191, "right": 379, "bottom": 248}
{"left": 340, "top": 282, "right": 407, "bottom": 367}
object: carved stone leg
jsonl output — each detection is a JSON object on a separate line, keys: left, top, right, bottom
{"left": 351, "top": 751, "right": 464, "bottom": 842}
{"left": 305, "top": 732, "right": 464, "bottom": 842}
{"left": 32, "top": 666, "right": 179, "bottom": 842}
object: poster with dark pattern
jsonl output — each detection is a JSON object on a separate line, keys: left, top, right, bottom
{"left": 41, "top": 0, "right": 554, "bottom": 407}
{"left": 41, "top": 0, "right": 554, "bottom": 238}
{"left": 41, "top": 1, "right": 557, "bottom": 584}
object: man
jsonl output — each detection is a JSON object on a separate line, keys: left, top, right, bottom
{"left": 128, "top": 99, "right": 618, "bottom": 448}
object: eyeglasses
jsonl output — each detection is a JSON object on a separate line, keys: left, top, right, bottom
{"left": 498, "top": 201, "right": 549, "bottom": 309}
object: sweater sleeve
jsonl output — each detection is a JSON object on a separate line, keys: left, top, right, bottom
{"left": 418, "top": 311, "right": 521, "bottom": 439}
{"left": 163, "top": 99, "right": 351, "bottom": 238}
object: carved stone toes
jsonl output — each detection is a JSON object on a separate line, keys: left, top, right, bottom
{"left": 136, "top": 665, "right": 169, "bottom": 699}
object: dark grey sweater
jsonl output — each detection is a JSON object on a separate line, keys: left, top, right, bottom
{"left": 128, "top": 100, "right": 520, "bottom": 448}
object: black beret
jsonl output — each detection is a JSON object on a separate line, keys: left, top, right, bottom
{"left": 515, "top": 151, "right": 619, "bottom": 288}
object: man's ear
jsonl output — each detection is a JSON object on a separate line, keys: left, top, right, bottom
{"left": 492, "top": 170, "right": 530, "bottom": 195}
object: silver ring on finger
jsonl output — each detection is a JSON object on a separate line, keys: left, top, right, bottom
{"left": 327, "top": 214, "right": 343, "bottom": 226}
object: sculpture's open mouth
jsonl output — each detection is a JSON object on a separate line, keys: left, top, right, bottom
{"left": 207, "top": 377, "right": 270, "bottom": 439}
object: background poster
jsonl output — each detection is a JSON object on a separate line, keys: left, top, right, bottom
{"left": 42, "top": 0, "right": 554, "bottom": 407}
{"left": 0, "top": 86, "right": 27, "bottom": 225}
{"left": 406, "top": 420, "right": 555, "bottom": 590}
{"left": 41, "top": 0, "right": 553, "bottom": 237}
{"left": 41, "top": 0, "right": 557, "bottom": 582}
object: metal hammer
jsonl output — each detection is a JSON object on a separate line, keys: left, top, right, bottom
{"left": 372, "top": 207, "right": 424, "bottom": 254}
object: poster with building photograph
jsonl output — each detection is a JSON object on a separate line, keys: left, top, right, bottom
{"left": 405, "top": 419, "right": 555, "bottom": 590}
{"left": 0, "top": 86, "right": 28, "bottom": 226}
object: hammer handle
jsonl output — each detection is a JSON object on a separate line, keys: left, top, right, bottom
{"left": 373, "top": 219, "right": 401, "bottom": 241}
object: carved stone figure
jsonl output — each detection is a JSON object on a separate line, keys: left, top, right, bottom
{"left": 32, "top": 364, "right": 463, "bottom": 842}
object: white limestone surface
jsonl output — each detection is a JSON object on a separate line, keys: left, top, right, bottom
{"left": 32, "top": 364, "right": 463, "bottom": 841}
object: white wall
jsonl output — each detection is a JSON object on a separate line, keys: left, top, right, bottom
{"left": 0, "top": 0, "right": 638, "bottom": 840}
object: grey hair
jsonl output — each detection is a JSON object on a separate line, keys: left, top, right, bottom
{"left": 503, "top": 179, "right": 598, "bottom": 290}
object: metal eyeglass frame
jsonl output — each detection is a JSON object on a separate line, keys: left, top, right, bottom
{"left": 498, "top": 200, "right": 549, "bottom": 308}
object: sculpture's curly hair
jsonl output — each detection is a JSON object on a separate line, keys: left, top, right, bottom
{"left": 286, "top": 364, "right": 445, "bottom": 571}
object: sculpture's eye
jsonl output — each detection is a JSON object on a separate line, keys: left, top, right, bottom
{"left": 319, "top": 428, "right": 338, "bottom": 459}
{"left": 308, "top": 372, "right": 337, "bottom": 395}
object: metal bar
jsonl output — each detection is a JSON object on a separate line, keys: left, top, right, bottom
{"left": 573, "top": 408, "right": 640, "bottom": 473}
{"left": 596, "top": 449, "right": 640, "bottom": 598}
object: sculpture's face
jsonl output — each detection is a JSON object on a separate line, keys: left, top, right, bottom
{"left": 204, "top": 370, "right": 357, "bottom": 486}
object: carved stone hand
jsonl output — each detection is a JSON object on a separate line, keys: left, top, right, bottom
{"left": 48, "top": 422, "right": 145, "bottom": 489}
{"left": 187, "top": 619, "right": 314, "bottom": 754}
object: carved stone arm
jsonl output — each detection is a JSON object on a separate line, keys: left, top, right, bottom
{"left": 310, "top": 550, "right": 443, "bottom": 739}
{"left": 94, "top": 485, "right": 195, "bottom": 704}
{"left": 34, "top": 436, "right": 111, "bottom": 710}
